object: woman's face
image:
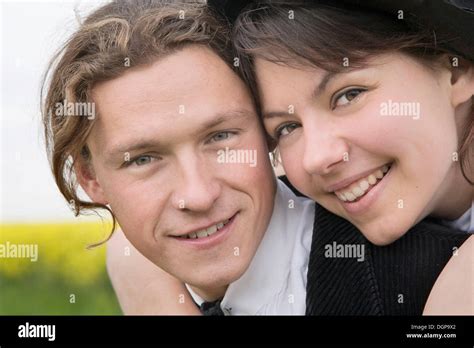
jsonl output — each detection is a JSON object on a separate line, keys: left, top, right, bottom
{"left": 256, "top": 53, "right": 473, "bottom": 245}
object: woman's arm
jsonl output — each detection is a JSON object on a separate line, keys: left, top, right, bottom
{"left": 423, "top": 235, "right": 474, "bottom": 315}
{"left": 106, "top": 228, "right": 201, "bottom": 315}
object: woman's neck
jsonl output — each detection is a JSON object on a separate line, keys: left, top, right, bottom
{"left": 431, "top": 166, "right": 474, "bottom": 221}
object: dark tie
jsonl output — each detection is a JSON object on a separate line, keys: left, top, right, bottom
{"left": 200, "top": 299, "right": 225, "bottom": 316}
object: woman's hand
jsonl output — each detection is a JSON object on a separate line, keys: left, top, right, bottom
{"left": 106, "top": 228, "right": 201, "bottom": 315}
{"left": 423, "top": 235, "right": 474, "bottom": 315}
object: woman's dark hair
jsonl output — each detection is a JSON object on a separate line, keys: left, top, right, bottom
{"left": 232, "top": 0, "right": 473, "bottom": 184}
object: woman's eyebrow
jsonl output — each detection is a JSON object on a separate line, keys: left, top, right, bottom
{"left": 263, "top": 68, "right": 372, "bottom": 119}
{"left": 312, "top": 67, "right": 370, "bottom": 99}
{"left": 262, "top": 71, "right": 342, "bottom": 119}
{"left": 312, "top": 71, "right": 341, "bottom": 99}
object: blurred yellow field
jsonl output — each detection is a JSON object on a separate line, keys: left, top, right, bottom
{"left": 0, "top": 221, "right": 121, "bottom": 314}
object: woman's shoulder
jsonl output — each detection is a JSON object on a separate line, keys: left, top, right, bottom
{"left": 423, "top": 235, "right": 474, "bottom": 315}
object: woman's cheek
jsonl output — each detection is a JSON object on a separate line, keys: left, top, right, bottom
{"left": 281, "top": 145, "right": 311, "bottom": 192}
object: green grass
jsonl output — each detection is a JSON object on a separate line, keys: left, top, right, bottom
{"left": 0, "top": 269, "right": 121, "bottom": 315}
{"left": 0, "top": 221, "right": 122, "bottom": 315}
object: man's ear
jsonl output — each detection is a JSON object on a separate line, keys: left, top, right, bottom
{"left": 75, "top": 156, "right": 108, "bottom": 205}
{"left": 450, "top": 57, "right": 474, "bottom": 107}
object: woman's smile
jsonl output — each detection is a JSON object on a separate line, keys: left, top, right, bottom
{"left": 335, "top": 163, "right": 393, "bottom": 215}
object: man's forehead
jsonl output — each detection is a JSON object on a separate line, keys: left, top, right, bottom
{"left": 92, "top": 47, "right": 250, "bottom": 122}
{"left": 94, "top": 46, "right": 232, "bottom": 99}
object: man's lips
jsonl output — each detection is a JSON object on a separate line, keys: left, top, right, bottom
{"left": 168, "top": 213, "right": 237, "bottom": 239}
{"left": 170, "top": 213, "right": 237, "bottom": 249}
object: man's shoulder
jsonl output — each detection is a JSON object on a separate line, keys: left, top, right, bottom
{"left": 277, "top": 176, "right": 307, "bottom": 198}
{"left": 276, "top": 176, "right": 314, "bottom": 208}
{"left": 273, "top": 177, "right": 315, "bottom": 260}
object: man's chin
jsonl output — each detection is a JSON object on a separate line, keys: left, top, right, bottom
{"left": 184, "top": 263, "right": 248, "bottom": 298}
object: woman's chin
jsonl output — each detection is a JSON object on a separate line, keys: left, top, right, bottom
{"left": 322, "top": 196, "right": 420, "bottom": 245}
{"left": 356, "top": 219, "right": 413, "bottom": 246}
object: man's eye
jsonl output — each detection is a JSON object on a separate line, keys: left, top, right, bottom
{"left": 210, "top": 131, "right": 234, "bottom": 143}
{"left": 333, "top": 88, "right": 366, "bottom": 108}
{"left": 275, "top": 123, "right": 300, "bottom": 138}
{"left": 129, "top": 155, "right": 154, "bottom": 167}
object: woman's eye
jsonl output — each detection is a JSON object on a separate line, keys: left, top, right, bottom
{"left": 333, "top": 88, "right": 366, "bottom": 108}
{"left": 275, "top": 123, "right": 300, "bottom": 138}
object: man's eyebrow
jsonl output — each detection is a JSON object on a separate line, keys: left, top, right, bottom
{"left": 105, "top": 109, "right": 254, "bottom": 161}
{"left": 201, "top": 109, "right": 254, "bottom": 130}
{"left": 105, "top": 140, "right": 163, "bottom": 162}
{"left": 263, "top": 111, "right": 293, "bottom": 119}
{"left": 263, "top": 71, "right": 341, "bottom": 119}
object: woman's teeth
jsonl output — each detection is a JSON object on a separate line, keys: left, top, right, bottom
{"left": 181, "top": 219, "right": 230, "bottom": 239}
{"left": 335, "top": 165, "right": 390, "bottom": 203}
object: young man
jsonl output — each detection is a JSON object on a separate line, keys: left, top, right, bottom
{"left": 42, "top": 0, "right": 314, "bottom": 314}
{"left": 91, "top": 43, "right": 315, "bottom": 314}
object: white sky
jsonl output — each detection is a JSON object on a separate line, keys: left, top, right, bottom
{"left": 1, "top": 0, "right": 109, "bottom": 222}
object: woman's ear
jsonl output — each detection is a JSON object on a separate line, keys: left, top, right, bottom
{"left": 74, "top": 155, "right": 108, "bottom": 205}
{"left": 449, "top": 57, "right": 474, "bottom": 107}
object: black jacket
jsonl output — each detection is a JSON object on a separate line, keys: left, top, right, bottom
{"left": 305, "top": 202, "right": 469, "bottom": 315}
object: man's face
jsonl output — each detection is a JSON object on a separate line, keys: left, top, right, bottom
{"left": 84, "top": 46, "right": 276, "bottom": 295}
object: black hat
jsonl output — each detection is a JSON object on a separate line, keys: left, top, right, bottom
{"left": 208, "top": 0, "right": 474, "bottom": 61}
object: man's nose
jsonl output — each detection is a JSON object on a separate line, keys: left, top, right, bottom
{"left": 171, "top": 158, "right": 221, "bottom": 212}
{"left": 302, "top": 123, "right": 349, "bottom": 176}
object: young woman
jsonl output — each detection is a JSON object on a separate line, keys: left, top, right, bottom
{"left": 231, "top": 0, "right": 474, "bottom": 315}
{"left": 106, "top": 0, "right": 473, "bottom": 314}
{"left": 232, "top": 0, "right": 474, "bottom": 246}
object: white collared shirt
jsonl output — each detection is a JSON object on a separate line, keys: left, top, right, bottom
{"left": 186, "top": 179, "right": 315, "bottom": 315}
{"left": 442, "top": 201, "right": 474, "bottom": 233}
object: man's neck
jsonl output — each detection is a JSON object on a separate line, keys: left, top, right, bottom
{"left": 190, "top": 284, "right": 228, "bottom": 302}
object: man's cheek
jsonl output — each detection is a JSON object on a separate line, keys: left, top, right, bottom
{"left": 106, "top": 185, "right": 155, "bottom": 232}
